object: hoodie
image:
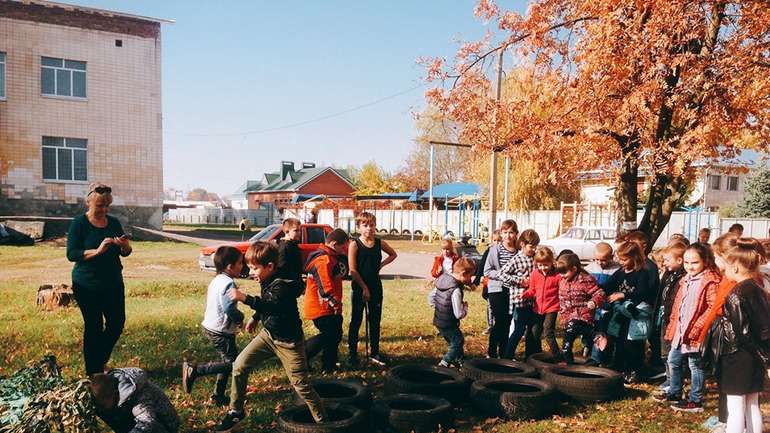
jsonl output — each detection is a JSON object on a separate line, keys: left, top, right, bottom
{"left": 97, "top": 368, "right": 179, "bottom": 433}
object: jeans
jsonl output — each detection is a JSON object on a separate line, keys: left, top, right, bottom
{"left": 348, "top": 290, "right": 382, "bottom": 358}
{"left": 504, "top": 306, "right": 536, "bottom": 359}
{"left": 562, "top": 319, "right": 594, "bottom": 364}
{"left": 72, "top": 284, "right": 126, "bottom": 375}
{"left": 231, "top": 328, "right": 326, "bottom": 421}
{"left": 306, "top": 315, "right": 343, "bottom": 371}
{"left": 668, "top": 345, "right": 705, "bottom": 403}
{"left": 488, "top": 291, "right": 512, "bottom": 358}
{"left": 531, "top": 312, "right": 560, "bottom": 359}
{"left": 438, "top": 326, "right": 464, "bottom": 364}
{"left": 196, "top": 329, "right": 238, "bottom": 397}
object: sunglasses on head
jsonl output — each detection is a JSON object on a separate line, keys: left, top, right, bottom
{"left": 90, "top": 186, "right": 112, "bottom": 195}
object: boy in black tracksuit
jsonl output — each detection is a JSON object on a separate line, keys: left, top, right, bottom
{"left": 277, "top": 218, "right": 304, "bottom": 294}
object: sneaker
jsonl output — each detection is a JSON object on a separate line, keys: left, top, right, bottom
{"left": 451, "top": 359, "right": 464, "bottom": 369}
{"left": 671, "top": 400, "right": 704, "bottom": 413}
{"left": 652, "top": 392, "right": 681, "bottom": 403}
{"left": 482, "top": 327, "right": 491, "bottom": 335}
{"left": 215, "top": 410, "right": 245, "bottom": 432}
{"left": 438, "top": 360, "right": 449, "bottom": 367}
{"left": 623, "top": 372, "right": 642, "bottom": 385}
{"left": 647, "top": 366, "right": 667, "bottom": 381}
{"left": 210, "top": 394, "right": 230, "bottom": 407}
{"left": 369, "top": 353, "right": 389, "bottom": 367}
{"left": 182, "top": 361, "right": 196, "bottom": 394}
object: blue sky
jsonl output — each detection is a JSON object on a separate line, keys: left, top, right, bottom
{"left": 61, "top": 1, "right": 528, "bottom": 196}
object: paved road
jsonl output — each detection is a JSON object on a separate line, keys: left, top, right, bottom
{"left": 134, "top": 227, "right": 432, "bottom": 279}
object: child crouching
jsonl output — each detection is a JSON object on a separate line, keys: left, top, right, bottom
{"left": 429, "top": 257, "right": 476, "bottom": 368}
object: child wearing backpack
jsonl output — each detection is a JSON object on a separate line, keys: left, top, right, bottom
{"left": 303, "top": 229, "right": 350, "bottom": 373}
{"left": 428, "top": 257, "right": 476, "bottom": 367}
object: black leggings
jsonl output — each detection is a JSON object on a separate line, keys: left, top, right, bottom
{"left": 306, "top": 315, "right": 343, "bottom": 370}
{"left": 73, "top": 284, "right": 126, "bottom": 375}
{"left": 531, "top": 312, "right": 561, "bottom": 359}
{"left": 562, "top": 319, "right": 594, "bottom": 364}
{"left": 488, "top": 291, "right": 512, "bottom": 358}
{"left": 348, "top": 291, "right": 383, "bottom": 358}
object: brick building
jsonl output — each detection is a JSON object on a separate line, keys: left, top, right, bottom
{"left": 234, "top": 161, "right": 355, "bottom": 210}
{"left": 0, "top": 1, "right": 171, "bottom": 228}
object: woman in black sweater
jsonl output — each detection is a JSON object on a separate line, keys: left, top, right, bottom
{"left": 66, "top": 183, "right": 132, "bottom": 375}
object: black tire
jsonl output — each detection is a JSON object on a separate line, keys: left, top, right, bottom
{"left": 414, "top": 230, "right": 423, "bottom": 236}
{"left": 526, "top": 352, "right": 590, "bottom": 373}
{"left": 541, "top": 365, "right": 624, "bottom": 402}
{"left": 470, "top": 377, "right": 556, "bottom": 420}
{"left": 372, "top": 393, "right": 453, "bottom": 433}
{"left": 383, "top": 364, "right": 469, "bottom": 404}
{"left": 462, "top": 358, "right": 538, "bottom": 382}
{"left": 291, "top": 379, "right": 372, "bottom": 410}
{"left": 401, "top": 230, "right": 410, "bottom": 235}
{"left": 390, "top": 229, "right": 399, "bottom": 235}
{"left": 278, "top": 403, "right": 365, "bottom": 433}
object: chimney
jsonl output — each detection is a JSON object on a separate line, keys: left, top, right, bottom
{"left": 281, "top": 161, "right": 295, "bottom": 180}
{"left": 302, "top": 162, "right": 316, "bottom": 169}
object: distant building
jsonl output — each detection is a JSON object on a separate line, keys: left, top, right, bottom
{"left": 0, "top": 1, "right": 171, "bottom": 228}
{"left": 236, "top": 161, "right": 355, "bottom": 210}
{"left": 578, "top": 151, "right": 763, "bottom": 210}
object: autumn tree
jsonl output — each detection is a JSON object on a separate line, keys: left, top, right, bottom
{"left": 186, "top": 188, "right": 219, "bottom": 202}
{"left": 424, "top": 0, "right": 770, "bottom": 246}
{"left": 353, "top": 161, "right": 393, "bottom": 195}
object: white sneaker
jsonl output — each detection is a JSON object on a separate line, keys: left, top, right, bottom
{"left": 438, "top": 360, "right": 449, "bottom": 367}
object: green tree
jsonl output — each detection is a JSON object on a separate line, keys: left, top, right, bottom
{"left": 736, "top": 167, "right": 770, "bottom": 218}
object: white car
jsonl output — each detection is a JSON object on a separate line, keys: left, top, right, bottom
{"left": 539, "top": 226, "right": 617, "bottom": 261}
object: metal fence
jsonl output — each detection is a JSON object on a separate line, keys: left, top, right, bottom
{"left": 165, "top": 208, "right": 278, "bottom": 226}
{"left": 285, "top": 207, "right": 769, "bottom": 248}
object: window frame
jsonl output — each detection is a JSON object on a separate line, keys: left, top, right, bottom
{"left": 40, "top": 56, "right": 87, "bottom": 99}
{"left": 709, "top": 174, "right": 721, "bottom": 190}
{"left": 41, "top": 136, "right": 88, "bottom": 183}
{"left": 0, "top": 51, "right": 6, "bottom": 100}
{"left": 727, "top": 176, "right": 739, "bottom": 192}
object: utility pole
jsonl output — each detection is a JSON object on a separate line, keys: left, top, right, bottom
{"left": 503, "top": 156, "right": 510, "bottom": 220}
{"left": 488, "top": 47, "right": 505, "bottom": 237}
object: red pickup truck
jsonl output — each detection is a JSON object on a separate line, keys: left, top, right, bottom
{"left": 197, "top": 223, "right": 346, "bottom": 277}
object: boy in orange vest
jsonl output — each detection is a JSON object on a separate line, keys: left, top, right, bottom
{"left": 304, "top": 229, "right": 350, "bottom": 372}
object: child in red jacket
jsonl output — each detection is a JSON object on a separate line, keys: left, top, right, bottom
{"left": 522, "top": 246, "right": 562, "bottom": 359}
{"left": 431, "top": 239, "right": 459, "bottom": 278}
{"left": 556, "top": 252, "right": 605, "bottom": 364}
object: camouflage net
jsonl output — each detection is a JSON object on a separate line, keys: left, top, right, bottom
{"left": 0, "top": 357, "right": 100, "bottom": 433}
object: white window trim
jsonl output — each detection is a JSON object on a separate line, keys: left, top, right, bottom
{"left": 42, "top": 137, "right": 88, "bottom": 182}
{"left": 41, "top": 57, "right": 87, "bottom": 99}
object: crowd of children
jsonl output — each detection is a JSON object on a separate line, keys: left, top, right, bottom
{"left": 167, "top": 213, "right": 770, "bottom": 433}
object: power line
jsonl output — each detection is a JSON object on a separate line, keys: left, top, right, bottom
{"left": 165, "top": 83, "right": 425, "bottom": 137}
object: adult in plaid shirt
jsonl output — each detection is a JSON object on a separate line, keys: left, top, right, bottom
{"left": 498, "top": 229, "right": 540, "bottom": 359}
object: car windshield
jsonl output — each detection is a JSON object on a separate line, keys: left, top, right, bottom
{"left": 561, "top": 228, "right": 585, "bottom": 239}
{"left": 248, "top": 224, "right": 281, "bottom": 242}
{"left": 602, "top": 229, "right": 617, "bottom": 240}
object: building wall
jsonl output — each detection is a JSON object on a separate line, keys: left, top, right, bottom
{"left": 297, "top": 170, "right": 354, "bottom": 196}
{"left": 690, "top": 167, "right": 748, "bottom": 210}
{"left": 0, "top": 6, "right": 163, "bottom": 228}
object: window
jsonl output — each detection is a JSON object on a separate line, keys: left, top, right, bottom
{"left": 562, "top": 228, "right": 585, "bottom": 239}
{"left": 0, "top": 52, "right": 5, "bottom": 99}
{"left": 709, "top": 174, "right": 721, "bottom": 190}
{"left": 727, "top": 176, "right": 739, "bottom": 191}
{"left": 586, "top": 230, "right": 601, "bottom": 240}
{"left": 41, "top": 56, "right": 86, "bottom": 98}
{"left": 248, "top": 224, "right": 281, "bottom": 243}
{"left": 306, "top": 227, "right": 327, "bottom": 244}
{"left": 602, "top": 229, "right": 617, "bottom": 240}
{"left": 42, "top": 136, "right": 87, "bottom": 181}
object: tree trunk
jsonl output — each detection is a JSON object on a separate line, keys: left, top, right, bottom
{"left": 638, "top": 174, "right": 686, "bottom": 250}
{"left": 614, "top": 136, "right": 640, "bottom": 238}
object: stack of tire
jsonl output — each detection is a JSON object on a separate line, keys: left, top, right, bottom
{"left": 377, "top": 364, "right": 467, "bottom": 432}
{"left": 278, "top": 378, "right": 371, "bottom": 433}
{"left": 463, "top": 358, "right": 558, "bottom": 421}
{"left": 526, "top": 352, "right": 625, "bottom": 402}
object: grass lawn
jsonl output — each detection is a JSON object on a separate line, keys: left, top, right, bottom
{"left": 0, "top": 240, "right": 750, "bottom": 432}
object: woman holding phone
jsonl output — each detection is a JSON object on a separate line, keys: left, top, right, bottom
{"left": 66, "top": 183, "right": 132, "bottom": 375}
